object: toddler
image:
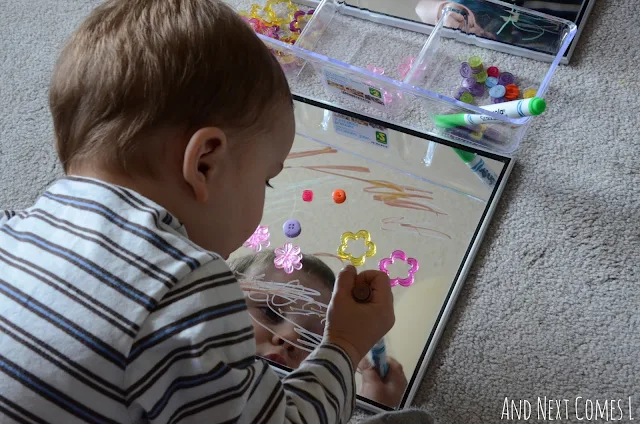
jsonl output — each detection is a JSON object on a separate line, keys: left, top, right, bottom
{"left": 229, "top": 250, "right": 408, "bottom": 407}
{"left": 0, "top": 1, "right": 394, "bottom": 423}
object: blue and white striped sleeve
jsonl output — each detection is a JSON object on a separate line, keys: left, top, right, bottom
{"left": 125, "top": 260, "right": 356, "bottom": 424}
{"left": 0, "top": 210, "right": 17, "bottom": 226}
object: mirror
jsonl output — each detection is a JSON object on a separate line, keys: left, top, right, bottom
{"left": 228, "top": 96, "right": 512, "bottom": 410}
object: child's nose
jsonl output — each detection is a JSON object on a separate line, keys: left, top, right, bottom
{"left": 271, "top": 326, "right": 298, "bottom": 353}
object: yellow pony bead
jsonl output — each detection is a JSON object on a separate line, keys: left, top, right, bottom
{"left": 265, "top": 0, "right": 298, "bottom": 26}
{"left": 249, "top": 4, "right": 263, "bottom": 19}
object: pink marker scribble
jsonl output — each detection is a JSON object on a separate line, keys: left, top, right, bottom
{"left": 378, "top": 250, "right": 419, "bottom": 287}
{"left": 274, "top": 242, "right": 303, "bottom": 274}
{"left": 243, "top": 225, "right": 271, "bottom": 252}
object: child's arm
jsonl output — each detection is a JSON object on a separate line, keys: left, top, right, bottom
{"left": 0, "top": 210, "right": 17, "bottom": 227}
{"left": 125, "top": 262, "right": 393, "bottom": 424}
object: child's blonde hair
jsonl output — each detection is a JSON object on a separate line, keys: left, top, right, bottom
{"left": 50, "top": 0, "right": 291, "bottom": 174}
{"left": 229, "top": 250, "right": 336, "bottom": 290}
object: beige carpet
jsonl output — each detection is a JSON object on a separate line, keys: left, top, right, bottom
{"left": 1, "top": 1, "right": 638, "bottom": 423}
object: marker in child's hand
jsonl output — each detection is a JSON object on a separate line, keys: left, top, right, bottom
{"left": 352, "top": 283, "right": 372, "bottom": 303}
{"left": 370, "top": 339, "right": 389, "bottom": 379}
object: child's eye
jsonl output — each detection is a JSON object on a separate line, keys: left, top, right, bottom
{"left": 259, "top": 306, "right": 283, "bottom": 324}
{"left": 266, "top": 180, "right": 274, "bottom": 188}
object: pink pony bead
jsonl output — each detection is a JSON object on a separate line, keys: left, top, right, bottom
{"left": 248, "top": 17, "right": 264, "bottom": 31}
{"left": 398, "top": 56, "right": 426, "bottom": 80}
{"left": 243, "top": 225, "right": 271, "bottom": 252}
{"left": 274, "top": 242, "right": 303, "bottom": 274}
{"left": 398, "top": 57, "right": 415, "bottom": 79}
{"left": 261, "top": 25, "right": 279, "bottom": 38}
{"left": 378, "top": 250, "right": 419, "bottom": 287}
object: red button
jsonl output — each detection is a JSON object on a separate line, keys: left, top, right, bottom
{"left": 332, "top": 189, "right": 346, "bottom": 204}
{"left": 487, "top": 66, "right": 499, "bottom": 77}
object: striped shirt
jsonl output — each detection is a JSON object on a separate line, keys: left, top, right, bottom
{"left": 0, "top": 177, "right": 355, "bottom": 424}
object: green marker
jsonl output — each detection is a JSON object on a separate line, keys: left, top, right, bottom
{"left": 453, "top": 148, "right": 497, "bottom": 187}
{"left": 435, "top": 97, "right": 547, "bottom": 128}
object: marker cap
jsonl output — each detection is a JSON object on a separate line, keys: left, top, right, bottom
{"left": 453, "top": 148, "right": 475, "bottom": 163}
{"left": 529, "top": 97, "right": 546, "bottom": 115}
{"left": 434, "top": 113, "right": 467, "bottom": 128}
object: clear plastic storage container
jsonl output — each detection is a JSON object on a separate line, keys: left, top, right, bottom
{"left": 242, "top": 0, "right": 577, "bottom": 154}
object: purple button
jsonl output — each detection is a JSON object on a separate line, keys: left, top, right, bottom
{"left": 460, "top": 62, "right": 472, "bottom": 78}
{"left": 498, "top": 72, "right": 515, "bottom": 86}
{"left": 462, "top": 77, "right": 477, "bottom": 89}
{"left": 469, "top": 83, "right": 485, "bottom": 97}
{"left": 492, "top": 96, "right": 507, "bottom": 104}
{"left": 283, "top": 219, "right": 301, "bottom": 238}
{"left": 489, "top": 84, "right": 506, "bottom": 98}
{"left": 485, "top": 76, "right": 499, "bottom": 88}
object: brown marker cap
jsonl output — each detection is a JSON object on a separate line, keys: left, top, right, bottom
{"left": 352, "top": 283, "right": 372, "bottom": 303}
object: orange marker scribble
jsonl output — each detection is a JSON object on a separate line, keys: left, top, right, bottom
{"left": 380, "top": 217, "right": 451, "bottom": 240}
{"left": 287, "top": 163, "right": 446, "bottom": 216}
{"left": 287, "top": 146, "right": 337, "bottom": 159}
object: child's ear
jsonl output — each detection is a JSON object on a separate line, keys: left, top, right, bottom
{"left": 182, "top": 127, "right": 228, "bottom": 203}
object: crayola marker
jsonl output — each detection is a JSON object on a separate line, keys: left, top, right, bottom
{"left": 370, "top": 339, "right": 389, "bottom": 379}
{"left": 435, "top": 97, "right": 546, "bottom": 128}
{"left": 453, "top": 148, "right": 497, "bottom": 187}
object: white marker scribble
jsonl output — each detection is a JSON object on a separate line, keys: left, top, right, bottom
{"left": 238, "top": 273, "right": 328, "bottom": 353}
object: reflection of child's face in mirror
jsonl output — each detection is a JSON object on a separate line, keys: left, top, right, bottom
{"left": 247, "top": 267, "right": 332, "bottom": 369}
{"left": 229, "top": 251, "right": 334, "bottom": 369}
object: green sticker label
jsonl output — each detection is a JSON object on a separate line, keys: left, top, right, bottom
{"left": 333, "top": 113, "right": 389, "bottom": 149}
{"left": 322, "top": 68, "right": 386, "bottom": 108}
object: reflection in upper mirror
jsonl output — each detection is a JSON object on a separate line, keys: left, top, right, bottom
{"left": 228, "top": 98, "right": 508, "bottom": 409}
{"left": 345, "top": 0, "right": 578, "bottom": 55}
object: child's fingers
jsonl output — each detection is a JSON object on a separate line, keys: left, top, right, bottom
{"left": 355, "top": 270, "right": 390, "bottom": 290}
{"left": 357, "top": 356, "right": 372, "bottom": 373}
{"left": 333, "top": 265, "right": 357, "bottom": 296}
{"left": 355, "top": 270, "right": 392, "bottom": 304}
{"left": 385, "top": 357, "right": 408, "bottom": 386}
{"left": 360, "top": 364, "right": 383, "bottom": 384}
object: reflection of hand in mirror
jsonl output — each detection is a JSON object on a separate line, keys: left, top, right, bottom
{"left": 230, "top": 250, "right": 335, "bottom": 369}
{"left": 416, "top": 0, "right": 495, "bottom": 39}
{"left": 358, "top": 356, "right": 408, "bottom": 408}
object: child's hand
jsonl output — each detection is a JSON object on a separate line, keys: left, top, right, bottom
{"left": 324, "top": 265, "right": 395, "bottom": 369}
{"left": 440, "top": 3, "right": 495, "bottom": 39}
{"left": 358, "top": 356, "right": 408, "bottom": 408}
{"left": 415, "top": 1, "right": 494, "bottom": 39}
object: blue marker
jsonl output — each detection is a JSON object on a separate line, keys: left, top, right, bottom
{"left": 370, "top": 339, "right": 389, "bottom": 379}
{"left": 453, "top": 148, "right": 498, "bottom": 187}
